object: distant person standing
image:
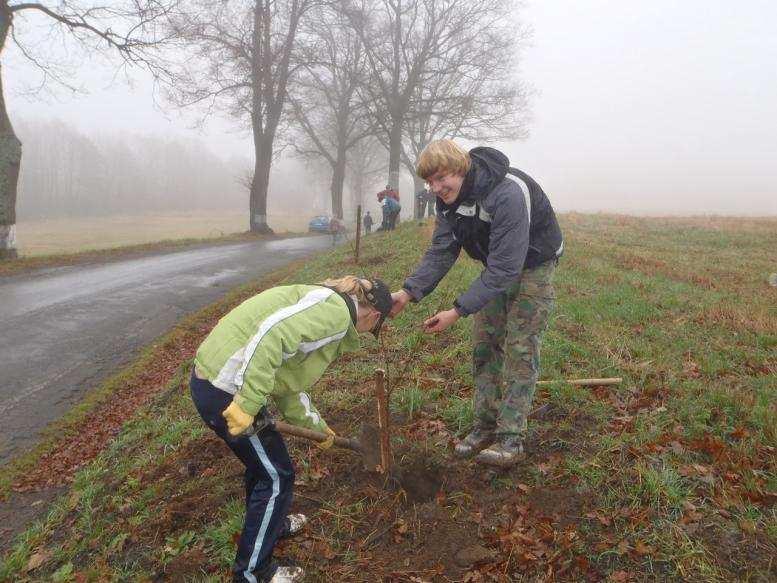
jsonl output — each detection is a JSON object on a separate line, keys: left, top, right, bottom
{"left": 377, "top": 184, "right": 401, "bottom": 230}
{"left": 363, "top": 211, "right": 374, "bottom": 234}
{"left": 425, "top": 186, "right": 435, "bottom": 218}
{"left": 329, "top": 216, "right": 345, "bottom": 246}
{"left": 416, "top": 185, "right": 435, "bottom": 219}
{"left": 387, "top": 196, "right": 401, "bottom": 229}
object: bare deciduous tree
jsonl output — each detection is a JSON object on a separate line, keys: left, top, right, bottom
{"left": 339, "top": 0, "right": 435, "bottom": 195}
{"left": 400, "top": 0, "right": 532, "bottom": 215}
{"left": 0, "top": 0, "right": 178, "bottom": 259}
{"left": 346, "top": 134, "right": 386, "bottom": 216}
{"left": 289, "top": 5, "right": 371, "bottom": 219}
{"left": 167, "top": 0, "right": 315, "bottom": 233}
{"left": 16, "top": 119, "right": 248, "bottom": 219}
{"left": 340, "top": 0, "right": 531, "bottom": 209}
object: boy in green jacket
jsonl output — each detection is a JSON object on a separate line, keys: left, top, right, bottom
{"left": 191, "top": 277, "right": 392, "bottom": 583}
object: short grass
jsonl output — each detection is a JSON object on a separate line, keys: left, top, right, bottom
{"left": 1, "top": 214, "right": 775, "bottom": 582}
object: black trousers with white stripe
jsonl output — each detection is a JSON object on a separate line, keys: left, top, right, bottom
{"left": 190, "top": 373, "right": 295, "bottom": 582}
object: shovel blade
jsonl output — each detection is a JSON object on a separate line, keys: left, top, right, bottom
{"left": 359, "top": 423, "right": 383, "bottom": 472}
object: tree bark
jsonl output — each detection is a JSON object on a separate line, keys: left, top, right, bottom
{"left": 386, "top": 0, "right": 402, "bottom": 199}
{"left": 413, "top": 174, "right": 426, "bottom": 219}
{"left": 250, "top": 131, "right": 274, "bottom": 234}
{"left": 330, "top": 144, "right": 347, "bottom": 219}
{"left": 246, "top": 0, "right": 304, "bottom": 234}
{"left": 0, "top": 4, "right": 20, "bottom": 260}
{"left": 387, "top": 116, "right": 402, "bottom": 221}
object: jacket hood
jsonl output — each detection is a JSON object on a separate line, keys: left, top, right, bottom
{"left": 458, "top": 147, "right": 510, "bottom": 204}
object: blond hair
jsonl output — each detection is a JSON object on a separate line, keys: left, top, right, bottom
{"left": 319, "top": 276, "right": 372, "bottom": 304}
{"left": 416, "top": 139, "right": 471, "bottom": 180}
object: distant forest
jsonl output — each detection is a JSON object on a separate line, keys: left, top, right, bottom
{"left": 16, "top": 119, "right": 250, "bottom": 220}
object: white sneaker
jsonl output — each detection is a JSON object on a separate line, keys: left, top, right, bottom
{"left": 280, "top": 513, "right": 308, "bottom": 538}
{"left": 268, "top": 566, "right": 304, "bottom": 582}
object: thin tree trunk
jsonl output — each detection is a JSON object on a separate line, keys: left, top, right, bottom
{"left": 330, "top": 145, "right": 346, "bottom": 219}
{"left": 250, "top": 131, "right": 273, "bottom": 234}
{"left": 246, "top": 0, "right": 303, "bottom": 235}
{"left": 352, "top": 159, "right": 365, "bottom": 214}
{"left": 354, "top": 204, "right": 361, "bottom": 262}
{"left": 248, "top": 0, "right": 273, "bottom": 235}
{"left": 413, "top": 174, "right": 425, "bottom": 219}
{"left": 388, "top": 118, "right": 402, "bottom": 189}
{"left": 0, "top": 3, "right": 21, "bottom": 260}
{"left": 387, "top": 117, "right": 402, "bottom": 224}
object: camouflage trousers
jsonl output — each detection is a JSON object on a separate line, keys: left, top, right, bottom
{"left": 472, "top": 260, "right": 556, "bottom": 438}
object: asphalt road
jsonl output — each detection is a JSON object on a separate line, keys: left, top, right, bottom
{"left": 0, "top": 235, "right": 330, "bottom": 464}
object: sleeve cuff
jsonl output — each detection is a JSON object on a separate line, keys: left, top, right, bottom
{"left": 402, "top": 284, "right": 422, "bottom": 302}
{"left": 234, "top": 393, "right": 263, "bottom": 417}
{"left": 453, "top": 300, "right": 470, "bottom": 317}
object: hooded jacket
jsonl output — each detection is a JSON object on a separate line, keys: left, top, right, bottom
{"left": 194, "top": 285, "right": 360, "bottom": 433}
{"left": 402, "top": 147, "right": 563, "bottom": 316}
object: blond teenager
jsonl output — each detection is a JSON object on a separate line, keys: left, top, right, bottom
{"left": 390, "top": 140, "right": 563, "bottom": 467}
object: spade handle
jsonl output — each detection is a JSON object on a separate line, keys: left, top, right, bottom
{"left": 273, "top": 420, "right": 362, "bottom": 452}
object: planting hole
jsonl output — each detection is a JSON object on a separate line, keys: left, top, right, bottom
{"left": 396, "top": 461, "right": 442, "bottom": 503}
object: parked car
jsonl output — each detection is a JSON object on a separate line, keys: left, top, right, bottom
{"left": 308, "top": 215, "right": 331, "bottom": 233}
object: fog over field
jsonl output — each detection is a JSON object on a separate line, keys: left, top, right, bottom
{"left": 7, "top": 0, "right": 777, "bottom": 221}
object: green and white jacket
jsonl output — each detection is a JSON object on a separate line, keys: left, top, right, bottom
{"left": 194, "top": 285, "right": 360, "bottom": 433}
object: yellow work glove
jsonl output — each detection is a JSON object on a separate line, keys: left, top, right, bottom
{"left": 223, "top": 401, "right": 255, "bottom": 436}
{"left": 316, "top": 427, "right": 337, "bottom": 450}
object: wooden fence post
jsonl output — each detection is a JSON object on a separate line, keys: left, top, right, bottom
{"left": 355, "top": 204, "right": 362, "bottom": 263}
{"left": 373, "top": 368, "right": 391, "bottom": 473}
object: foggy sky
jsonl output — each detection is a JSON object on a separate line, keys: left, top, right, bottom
{"left": 7, "top": 0, "right": 777, "bottom": 216}
{"left": 505, "top": 0, "right": 777, "bottom": 216}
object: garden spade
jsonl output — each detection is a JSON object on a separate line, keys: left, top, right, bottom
{"left": 268, "top": 369, "right": 392, "bottom": 473}
{"left": 270, "top": 420, "right": 384, "bottom": 471}
{"left": 269, "top": 420, "right": 363, "bottom": 453}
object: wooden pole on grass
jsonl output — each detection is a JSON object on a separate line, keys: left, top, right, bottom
{"left": 355, "top": 204, "right": 362, "bottom": 263}
{"left": 536, "top": 377, "right": 622, "bottom": 387}
{"left": 373, "top": 368, "right": 391, "bottom": 474}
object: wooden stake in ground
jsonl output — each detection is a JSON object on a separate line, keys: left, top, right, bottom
{"left": 373, "top": 368, "right": 392, "bottom": 473}
{"left": 536, "top": 377, "right": 622, "bottom": 387}
{"left": 355, "top": 204, "right": 362, "bottom": 263}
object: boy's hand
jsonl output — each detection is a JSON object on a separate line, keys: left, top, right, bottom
{"left": 223, "top": 401, "right": 255, "bottom": 436}
{"left": 422, "top": 309, "right": 460, "bottom": 333}
{"left": 389, "top": 290, "right": 411, "bottom": 317}
{"left": 316, "top": 427, "right": 337, "bottom": 450}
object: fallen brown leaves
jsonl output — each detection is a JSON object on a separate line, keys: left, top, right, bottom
{"left": 24, "top": 549, "right": 51, "bottom": 573}
{"left": 480, "top": 498, "right": 594, "bottom": 580}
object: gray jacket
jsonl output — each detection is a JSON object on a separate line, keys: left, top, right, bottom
{"left": 403, "top": 147, "right": 562, "bottom": 316}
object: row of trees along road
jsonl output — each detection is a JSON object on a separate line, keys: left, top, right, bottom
{"left": 0, "top": 0, "right": 530, "bottom": 259}
{"left": 16, "top": 119, "right": 249, "bottom": 219}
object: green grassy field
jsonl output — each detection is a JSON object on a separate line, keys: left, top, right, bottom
{"left": 1, "top": 214, "right": 775, "bottom": 582}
